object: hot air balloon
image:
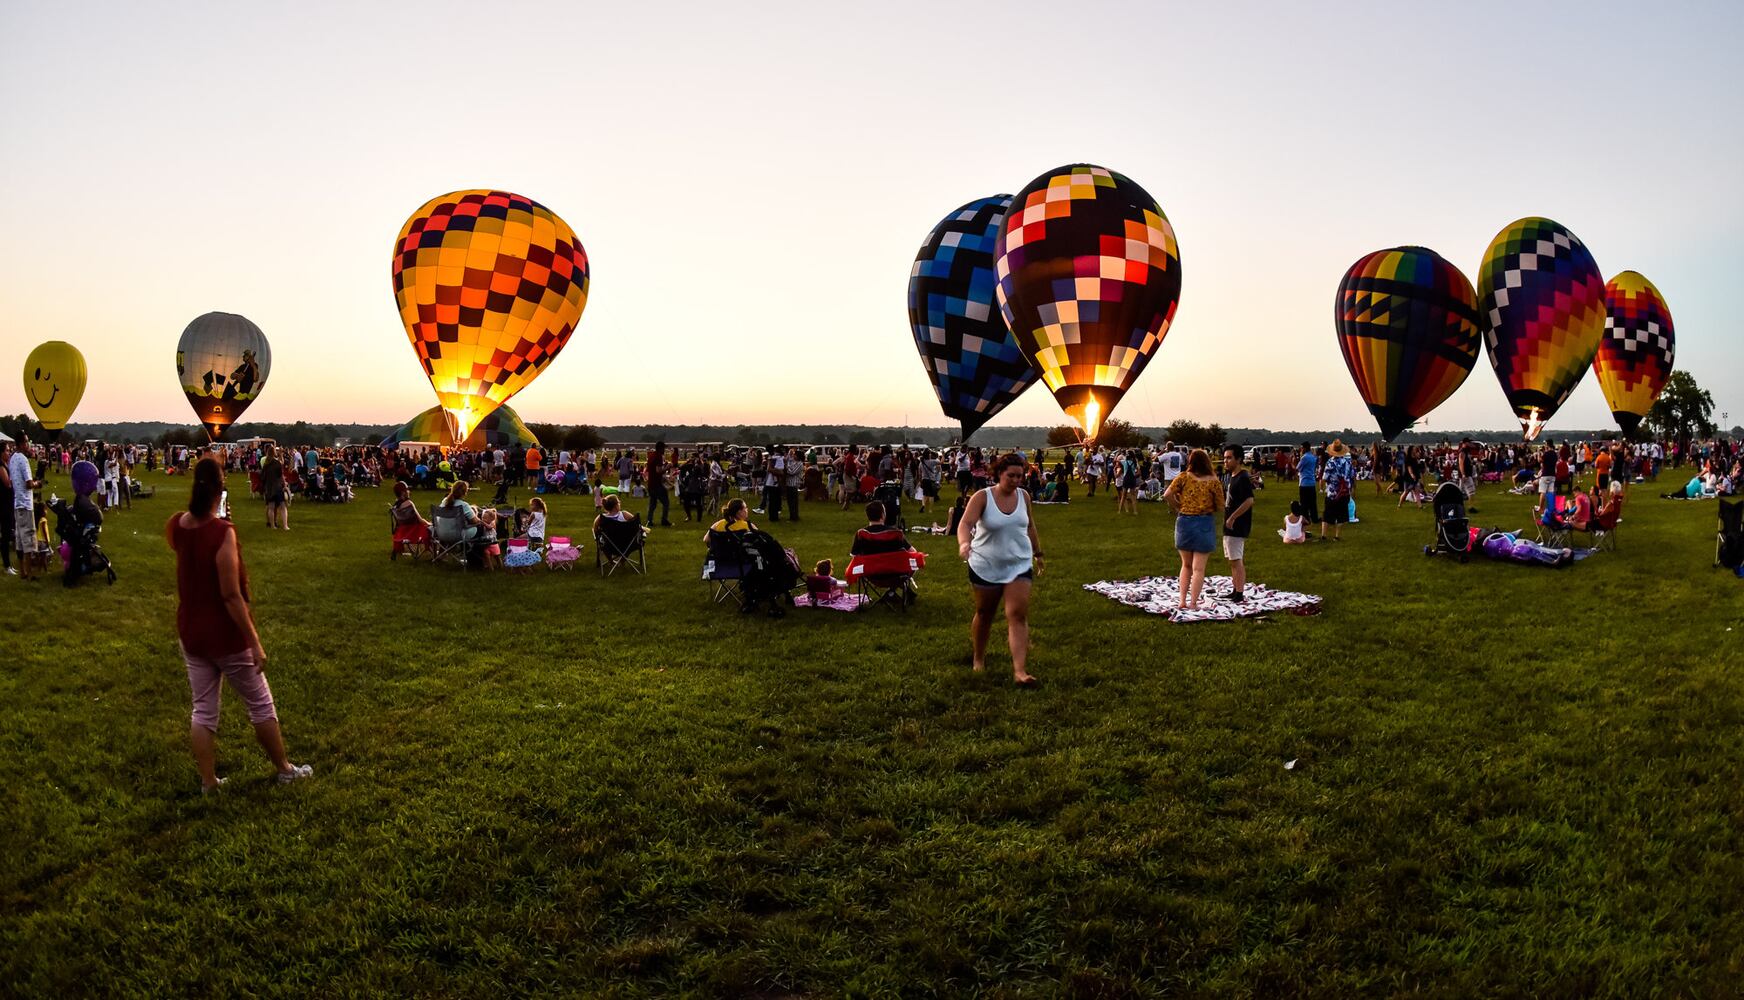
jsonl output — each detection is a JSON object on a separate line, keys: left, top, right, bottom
{"left": 1476, "top": 217, "right": 1605, "bottom": 440}
{"left": 994, "top": 164, "right": 1180, "bottom": 440}
{"left": 392, "top": 190, "right": 588, "bottom": 446}
{"left": 176, "top": 313, "right": 272, "bottom": 440}
{"left": 383, "top": 402, "right": 540, "bottom": 451}
{"left": 908, "top": 195, "right": 1037, "bottom": 440}
{"left": 1335, "top": 247, "right": 1482, "bottom": 440}
{"left": 1594, "top": 271, "right": 1674, "bottom": 435}
{"left": 23, "top": 341, "right": 87, "bottom": 439}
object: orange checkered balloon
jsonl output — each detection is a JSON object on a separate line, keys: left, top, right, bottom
{"left": 994, "top": 165, "right": 1181, "bottom": 440}
{"left": 392, "top": 190, "right": 588, "bottom": 444}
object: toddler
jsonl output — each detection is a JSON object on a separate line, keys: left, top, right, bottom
{"left": 805, "top": 558, "right": 844, "bottom": 601}
{"left": 477, "top": 508, "right": 503, "bottom": 570}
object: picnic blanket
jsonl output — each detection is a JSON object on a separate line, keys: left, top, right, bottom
{"left": 793, "top": 591, "right": 868, "bottom": 611}
{"left": 1084, "top": 575, "right": 1321, "bottom": 622}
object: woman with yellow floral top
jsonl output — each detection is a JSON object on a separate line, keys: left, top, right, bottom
{"left": 1162, "top": 448, "right": 1225, "bottom": 610}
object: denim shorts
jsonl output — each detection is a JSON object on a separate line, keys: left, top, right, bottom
{"left": 1175, "top": 513, "right": 1215, "bottom": 553}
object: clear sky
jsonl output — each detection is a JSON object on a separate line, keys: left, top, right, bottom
{"left": 3, "top": 1, "right": 1740, "bottom": 433}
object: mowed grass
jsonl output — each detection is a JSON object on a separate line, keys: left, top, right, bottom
{"left": 3, "top": 468, "right": 1742, "bottom": 997}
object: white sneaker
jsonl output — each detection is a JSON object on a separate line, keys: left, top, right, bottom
{"left": 5, "top": 568, "right": 15, "bottom": 576}
{"left": 275, "top": 763, "right": 313, "bottom": 784}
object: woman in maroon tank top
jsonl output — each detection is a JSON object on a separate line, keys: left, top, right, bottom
{"left": 166, "top": 457, "right": 311, "bottom": 793}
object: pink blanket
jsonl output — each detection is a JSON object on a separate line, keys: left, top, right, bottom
{"left": 792, "top": 591, "right": 868, "bottom": 612}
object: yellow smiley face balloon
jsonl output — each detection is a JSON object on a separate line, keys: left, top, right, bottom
{"left": 23, "top": 341, "right": 87, "bottom": 433}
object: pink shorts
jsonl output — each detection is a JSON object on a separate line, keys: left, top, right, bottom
{"left": 184, "top": 647, "right": 277, "bottom": 732}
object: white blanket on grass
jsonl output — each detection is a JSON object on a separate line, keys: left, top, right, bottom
{"left": 1084, "top": 575, "right": 1321, "bottom": 622}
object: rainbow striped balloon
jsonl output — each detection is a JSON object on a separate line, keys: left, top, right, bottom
{"left": 1335, "top": 246, "right": 1481, "bottom": 440}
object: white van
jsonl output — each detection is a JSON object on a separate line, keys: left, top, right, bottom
{"left": 1245, "top": 443, "right": 1296, "bottom": 467}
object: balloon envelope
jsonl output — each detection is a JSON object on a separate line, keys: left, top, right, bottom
{"left": 176, "top": 313, "right": 271, "bottom": 440}
{"left": 1335, "top": 247, "right": 1482, "bottom": 440}
{"left": 1476, "top": 217, "right": 1605, "bottom": 440}
{"left": 392, "top": 190, "right": 588, "bottom": 446}
{"left": 908, "top": 194, "right": 1037, "bottom": 440}
{"left": 1595, "top": 271, "right": 1674, "bottom": 435}
{"left": 23, "top": 341, "right": 87, "bottom": 434}
{"left": 384, "top": 402, "right": 540, "bottom": 451}
{"left": 995, "top": 164, "right": 1180, "bottom": 439}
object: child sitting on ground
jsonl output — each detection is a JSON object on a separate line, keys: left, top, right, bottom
{"left": 805, "top": 558, "right": 844, "bottom": 601}
{"left": 1278, "top": 500, "right": 1307, "bottom": 544}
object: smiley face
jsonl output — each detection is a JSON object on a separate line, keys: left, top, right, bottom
{"left": 23, "top": 341, "right": 86, "bottom": 428}
{"left": 30, "top": 367, "right": 59, "bottom": 409}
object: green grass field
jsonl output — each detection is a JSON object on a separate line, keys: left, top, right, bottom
{"left": 3, "top": 468, "right": 1741, "bottom": 997}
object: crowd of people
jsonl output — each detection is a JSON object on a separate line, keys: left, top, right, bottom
{"left": 7, "top": 424, "right": 1740, "bottom": 792}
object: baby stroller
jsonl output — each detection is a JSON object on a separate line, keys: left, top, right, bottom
{"left": 1423, "top": 480, "right": 1472, "bottom": 562}
{"left": 48, "top": 496, "right": 116, "bottom": 586}
{"left": 873, "top": 480, "right": 908, "bottom": 531}
{"left": 1718, "top": 499, "right": 1744, "bottom": 572}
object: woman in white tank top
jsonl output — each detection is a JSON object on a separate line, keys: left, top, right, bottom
{"left": 956, "top": 453, "right": 1044, "bottom": 687}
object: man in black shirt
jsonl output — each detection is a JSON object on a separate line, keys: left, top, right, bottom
{"left": 850, "top": 501, "right": 912, "bottom": 556}
{"left": 1222, "top": 446, "right": 1255, "bottom": 602}
{"left": 645, "top": 442, "right": 672, "bottom": 526}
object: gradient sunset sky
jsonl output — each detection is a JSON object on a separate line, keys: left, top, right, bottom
{"left": 3, "top": 1, "right": 1740, "bottom": 433}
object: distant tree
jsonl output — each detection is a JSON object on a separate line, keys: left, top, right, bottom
{"left": 848, "top": 429, "right": 878, "bottom": 446}
{"left": 526, "top": 422, "right": 563, "bottom": 447}
{"left": 1095, "top": 418, "right": 1150, "bottom": 449}
{"left": 1166, "top": 419, "right": 1232, "bottom": 449}
{"left": 1, "top": 413, "right": 45, "bottom": 442}
{"left": 1163, "top": 419, "right": 1203, "bottom": 447}
{"left": 1645, "top": 370, "right": 1715, "bottom": 446}
{"left": 1045, "top": 425, "right": 1081, "bottom": 447}
{"left": 563, "top": 425, "right": 605, "bottom": 451}
{"left": 811, "top": 431, "right": 844, "bottom": 445}
{"left": 364, "top": 433, "right": 384, "bottom": 446}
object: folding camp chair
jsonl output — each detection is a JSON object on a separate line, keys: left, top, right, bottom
{"left": 429, "top": 504, "right": 472, "bottom": 568}
{"left": 1536, "top": 495, "right": 1571, "bottom": 548}
{"left": 846, "top": 549, "right": 926, "bottom": 612}
{"left": 389, "top": 505, "right": 431, "bottom": 561}
{"left": 702, "top": 527, "right": 751, "bottom": 605}
{"left": 595, "top": 515, "right": 647, "bottom": 576}
{"left": 1585, "top": 494, "right": 1624, "bottom": 552}
{"left": 545, "top": 536, "right": 581, "bottom": 570}
{"left": 503, "top": 537, "right": 534, "bottom": 571}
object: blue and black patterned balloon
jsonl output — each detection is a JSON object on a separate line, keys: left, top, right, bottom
{"left": 907, "top": 195, "right": 1037, "bottom": 439}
